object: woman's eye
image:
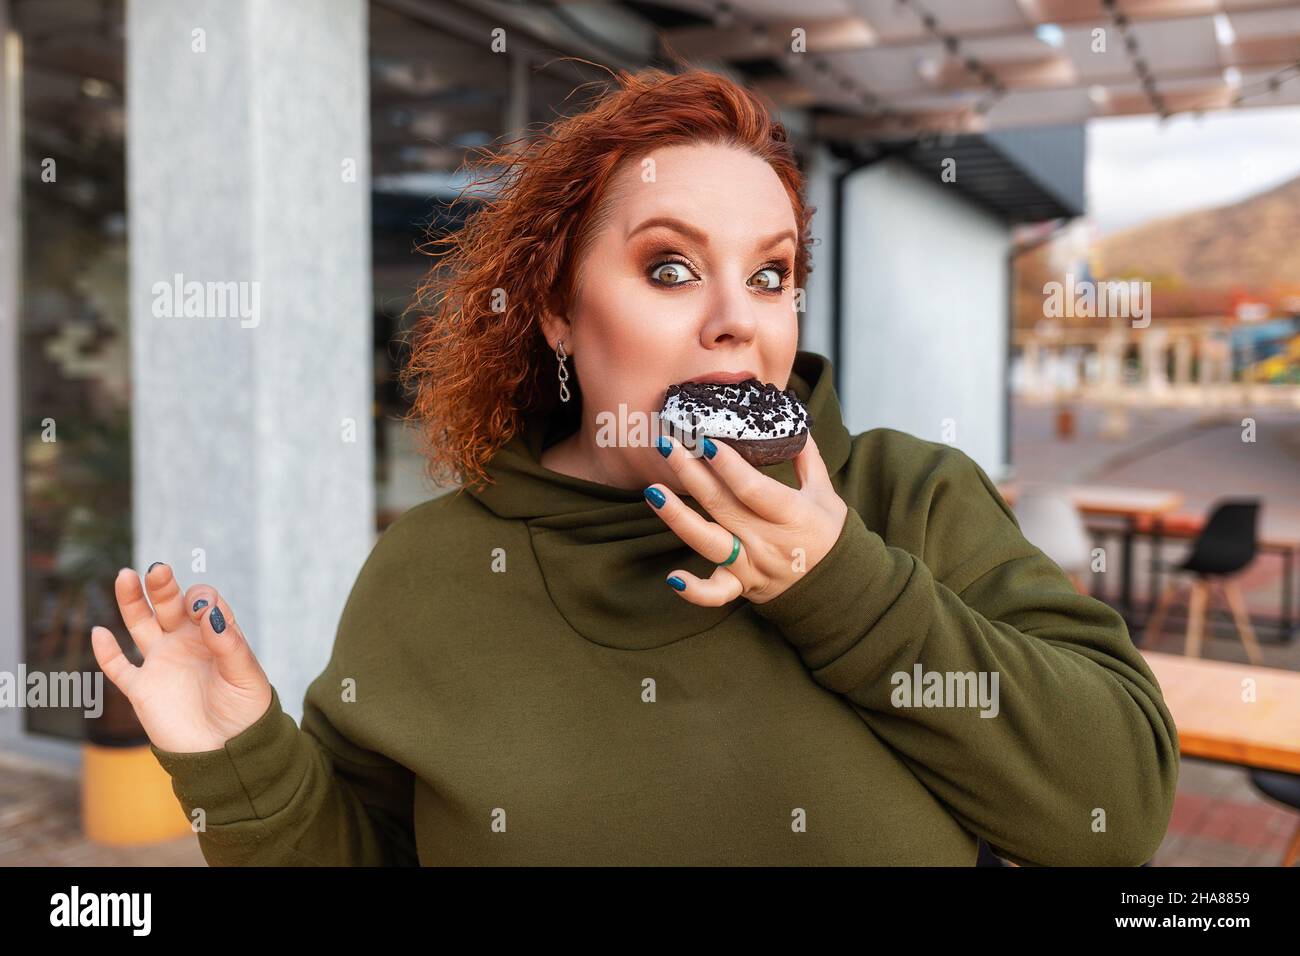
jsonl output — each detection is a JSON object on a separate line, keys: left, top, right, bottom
{"left": 649, "top": 261, "right": 694, "bottom": 286}
{"left": 750, "top": 267, "right": 785, "bottom": 290}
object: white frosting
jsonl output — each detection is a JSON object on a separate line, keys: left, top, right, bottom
{"left": 659, "top": 382, "right": 809, "bottom": 440}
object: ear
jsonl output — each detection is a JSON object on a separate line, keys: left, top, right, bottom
{"left": 539, "top": 307, "right": 572, "bottom": 353}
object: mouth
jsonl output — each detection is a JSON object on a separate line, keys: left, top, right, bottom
{"left": 679, "top": 369, "right": 758, "bottom": 386}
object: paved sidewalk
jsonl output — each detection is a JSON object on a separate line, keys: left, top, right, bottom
{"left": 0, "top": 752, "right": 204, "bottom": 867}
{"left": 1156, "top": 761, "right": 1298, "bottom": 866}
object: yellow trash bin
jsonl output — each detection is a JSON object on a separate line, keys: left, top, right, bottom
{"left": 81, "top": 741, "right": 194, "bottom": 845}
{"left": 81, "top": 678, "right": 192, "bottom": 846}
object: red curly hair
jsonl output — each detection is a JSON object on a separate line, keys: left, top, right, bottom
{"left": 398, "top": 64, "right": 816, "bottom": 493}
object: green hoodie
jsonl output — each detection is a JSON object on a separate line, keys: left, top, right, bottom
{"left": 151, "top": 350, "right": 1179, "bottom": 866}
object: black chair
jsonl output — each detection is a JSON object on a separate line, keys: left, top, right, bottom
{"left": 1249, "top": 768, "right": 1300, "bottom": 866}
{"left": 975, "top": 837, "right": 1153, "bottom": 866}
{"left": 1145, "top": 499, "right": 1264, "bottom": 664}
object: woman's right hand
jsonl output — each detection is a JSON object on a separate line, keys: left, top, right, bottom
{"left": 90, "top": 563, "right": 274, "bottom": 753}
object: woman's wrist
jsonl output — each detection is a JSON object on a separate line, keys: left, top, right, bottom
{"left": 748, "top": 505, "right": 899, "bottom": 657}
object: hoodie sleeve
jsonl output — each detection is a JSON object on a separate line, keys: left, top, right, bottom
{"left": 150, "top": 674, "right": 418, "bottom": 866}
{"left": 750, "top": 440, "right": 1180, "bottom": 867}
{"left": 150, "top": 525, "right": 420, "bottom": 867}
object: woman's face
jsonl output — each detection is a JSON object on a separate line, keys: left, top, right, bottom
{"left": 544, "top": 141, "right": 801, "bottom": 489}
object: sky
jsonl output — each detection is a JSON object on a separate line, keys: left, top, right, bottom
{"left": 1086, "top": 104, "right": 1300, "bottom": 236}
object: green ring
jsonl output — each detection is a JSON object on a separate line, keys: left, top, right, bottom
{"left": 719, "top": 533, "right": 742, "bottom": 567}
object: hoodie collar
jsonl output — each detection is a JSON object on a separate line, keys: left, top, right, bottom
{"left": 466, "top": 351, "right": 852, "bottom": 650}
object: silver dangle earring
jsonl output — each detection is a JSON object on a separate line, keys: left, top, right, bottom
{"left": 556, "top": 338, "right": 571, "bottom": 403}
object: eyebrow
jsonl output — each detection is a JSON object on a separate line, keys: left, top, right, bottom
{"left": 627, "top": 216, "right": 796, "bottom": 252}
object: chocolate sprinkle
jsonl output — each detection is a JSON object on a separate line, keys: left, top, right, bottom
{"left": 659, "top": 379, "right": 811, "bottom": 440}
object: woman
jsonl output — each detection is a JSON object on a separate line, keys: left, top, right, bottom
{"left": 91, "top": 67, "right": 1179, "bottom": 866}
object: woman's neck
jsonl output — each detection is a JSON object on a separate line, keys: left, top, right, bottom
{"left": 539, "top": 425, "right": 641, "bottom": 490}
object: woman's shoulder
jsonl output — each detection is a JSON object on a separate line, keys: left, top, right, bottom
{"left": 354, "top": 489, "right": 499, "bottom": 583}
{"left": 846, "top": 426, "right": 983, "bottom": 485}
{"left": 842, "top": 426, "right": 1014, "bottom": 522}
{"left": 841, "top": 427, "right": 1024, "bottom": 583}
{"left": 380, "top": 487, "right": 491, "bottom": 538}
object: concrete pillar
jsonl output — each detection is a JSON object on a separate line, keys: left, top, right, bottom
{"left": 1048, "top": 346, "right": 1065, "bottom": 394}
{"left": 1096, "top": 331, "right": 1129, "bottom": 436}
{"left": 800, "top": 142, "right": 841, "bottom": 363}
{"left": 127, "top": 0, "right": 373, "bottom": 721}
{"left": 1098, "top": 332, "right": 1124, "bottom": 388}
{"left": 1141, "top": 327, "right": 1169, "bottom": 394}
{"left": 1195, "top": 332, "right": 1216, "bottom": 385}
{"left": 0, "top": 1, "right": 28, "bottom": 752}
{"left": 1023, "top": 340, "right": 1043, "bottom": 396}
{"left": 1173, "top": 335, "right": 1192, "bottom": 386}
{"left": 1082, "top": 346, "right": 1100, "bottom": 387}
{"left": 1069, "top": 347, "right": 1085, "bottom": 391}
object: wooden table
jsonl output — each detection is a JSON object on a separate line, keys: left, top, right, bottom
{"left": 997, "top": 483, "right": 1184, "bottom": 626}
{"left": 1142, "top": 650, "right": 1300, "bottom": 773}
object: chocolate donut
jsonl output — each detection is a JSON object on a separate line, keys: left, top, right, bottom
{"left": 659, "top": 379, "right": 812, "bottom": 467}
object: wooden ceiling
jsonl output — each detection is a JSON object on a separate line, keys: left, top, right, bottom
{"left": 617, "top": 0, "right": 1300, "bottom": 138}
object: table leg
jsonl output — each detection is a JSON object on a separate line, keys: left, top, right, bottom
{"left": 1149, "top": 516, "right": 1164, "bottom": 620}
{"left": 1282, "top": 547, "right": 1295, "bottom": 644}
{"left": 1120, "top": 516, "right": 1136, "bottom": 625}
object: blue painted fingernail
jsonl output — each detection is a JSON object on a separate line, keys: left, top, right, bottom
{"left": 702, "top": 437, "right": 717, "bottom": 459}
{"left": 656, "top": 436, "right": 672, "bottom": 458}
{"left": 209, "top": 606, "right": 226, "bottom": 634}
{"left": 667, "top": 576, "right": 686, "bottom": 591}
{"left": 192, "top": 599, "right": 208, "bottom": 613}
{"left": 644, "top": 486, "right": 666, "bottom": 508}
{"left": 147, "top": 561, "right": 165, "bottom": 573}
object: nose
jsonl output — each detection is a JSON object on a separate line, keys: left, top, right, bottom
{"left": 697, "top": 279, "right": 758, "bottom": 347}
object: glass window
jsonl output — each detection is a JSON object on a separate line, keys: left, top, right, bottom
{"left": 368, "top": 10, "right": 616, "bottom": 528}
{"left": 14, "top": 0, "right": 133, "bottom": 742}
{"left": 370, "top": 5, "right": 515, "bottom": 527}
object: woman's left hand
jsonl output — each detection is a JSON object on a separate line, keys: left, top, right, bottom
{"left": 645, "top": 432, "right": 849, "bottom": 606}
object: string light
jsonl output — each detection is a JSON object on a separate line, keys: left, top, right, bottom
{"left": 705, "top": 0, "right": 1300, "bottom": 135}
{"left": 1106, "top": 0, "right": 1167, "bottom": 118}
{"left": 1225, "top": 61, "right": 1300, "bottom": 110}
{"left": 1151, "top": 59, "right": 1300, "bottom": 121}
{"left": 708, "top": 0, "right": 1012, "bottom": 140}
{"left": 894, "top": 0, "right": 1007, "bottom": 135}
{"left": 702, "top": 0, "right": 930, "bottom": 140}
